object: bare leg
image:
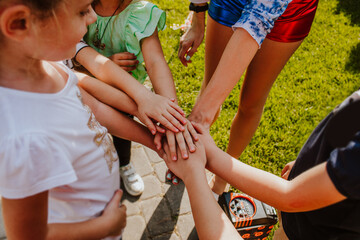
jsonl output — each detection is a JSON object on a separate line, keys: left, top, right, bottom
{"left": 226, "top": 39, "right": 303, "bottom": 159}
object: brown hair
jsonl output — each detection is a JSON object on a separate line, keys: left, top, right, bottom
{"left": 0, "top": 0, "right": 63, "bottom": 18}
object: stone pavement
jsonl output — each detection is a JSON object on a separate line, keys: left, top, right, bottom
{"left": 0, "top": 142, "right": 211, "bottom": 240}
{"left": 121, "top": 143, "right": 213, "bottom": 240}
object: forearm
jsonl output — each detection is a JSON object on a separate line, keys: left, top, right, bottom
{"left": 191, "top": 28, "right": 258, "bottom": 124}
{"left": 146, "top": 58, "right": 178, "bottom": 102}
{"left": 207, "top": 146, "right": 345, "bottom": 212}
{"left": 183, "top": 169, "right": 242, "bottom": 240}
{"left": 80, "top": 87, "right": 156, "bottom": 151}
{"left": 76, "top": 47, "right": 152, "bottom": 105}
{"left": 142, "top": 32, "right": 178, "bottom": 103}
{"left": 76, "top": 72, "right": 139, "bottom": 116}
{"left": 47, "top": 218, "right": 111, "bottom": 240}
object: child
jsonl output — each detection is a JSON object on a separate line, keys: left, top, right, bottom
{"left": 73, "top": 0, "right": 194, "bottom": 191}
{"left": 0, "top": 0, "right": 159, "bottom": 238}
{"left": 163, "top": 90, "right": 360, "bottom": 239}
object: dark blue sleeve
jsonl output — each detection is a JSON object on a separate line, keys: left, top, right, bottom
{"left": 326, "top": 135, "right": 360, "bottom": 199}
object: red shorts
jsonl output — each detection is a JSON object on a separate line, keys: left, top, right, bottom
{"left": 267, "top": 0, "right": 319, "bottom": 42}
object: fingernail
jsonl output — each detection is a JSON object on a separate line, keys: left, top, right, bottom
{"left": 186, "top": 55, "right": 191, "bottom": 61}
{"left": 183, "top": 153, "right": 188, "bottom": 158}
{"left": 172, "top": 155, "right": 177, "bottom": 161}
{"left": 151, "top": 130, "right": 156, "bottom": 135}
{"left": 166, "top": 173, "right": 172, "bottom": 180}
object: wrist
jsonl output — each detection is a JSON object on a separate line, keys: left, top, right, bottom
{"left": 183, "top": 166, "right": 207, "bottom": 185}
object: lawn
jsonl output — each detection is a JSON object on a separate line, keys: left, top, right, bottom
{"left": 153, "top": 0, "right": 360, "bottom": 176}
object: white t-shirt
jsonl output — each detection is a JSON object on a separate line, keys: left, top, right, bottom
{"left": 0, "top": 64, "right": 120, "bottom": 228}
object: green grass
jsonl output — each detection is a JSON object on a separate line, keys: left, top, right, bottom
{"left": 152, "top": 0, "right": 360, "bottom": 237}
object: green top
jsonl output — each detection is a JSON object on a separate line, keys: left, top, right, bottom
{"left": 84, "top": 0, "right": 166, "bottom": 84}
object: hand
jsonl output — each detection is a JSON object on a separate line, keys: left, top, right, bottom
{"left": 154, "top": 119, "right": 199, "bottom": 160}
{"left": 178, "top": 12, "right": 205, "bottom": 67}
{"left": 101, "top": 190, "right": 127, "bottom": 237}
{"left": 109, "top": 52, "right": 138, "bottom": 72}
{"left": 191, "top": 122, "right": 219, "bottom": 164}
{"left": 163, "top": 140, "right": 206, "bottom": 182}
{"left": 187, "top": 110, "right": 212, "bottom": 130}
{"left": 136, "top": 92, "right": 187, "bottom": 134}
{"left": 281, "top": 160, "right": 296, "bottom": 180}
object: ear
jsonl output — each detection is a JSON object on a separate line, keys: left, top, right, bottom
{"left": 0, "top": 5, "right": 31, "bottom": 42}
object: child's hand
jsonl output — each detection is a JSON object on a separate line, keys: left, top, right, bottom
{"left": 281, "top": 160, "right": 296, "bottom": 180}
{"left": 167, "top": 121, "right": 198, "bottom": 160}
{"left": 101, "top": 190, "right": 127, "bottom": 237}
{"left": 137, "top": 93, "right": 187, "bottom": 134}
{"left": 163, "top": 140, "right": 207, "bottom": 183}
{"left": 191, "top": 122, "right": 217, "bottom": 157}
{"left": 109, "top": 52, "right": 138, "bottom": 72}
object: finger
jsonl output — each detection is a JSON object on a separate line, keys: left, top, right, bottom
{"left": 155, "top": 125, "right": 166, "bottom": 133}
{"left": 168, "top": 106, "right": 187, "bottom": 125}
{"left": 154, "top": 133, "right": 163, "bottom": 150}
{"left": 183, "top": 128, "right": 196, "bottom": 153}
{"left": 186, "top": 121, "right": 199, "bottom": 141}
{"left": 175, "top": 132, "right": 189, "bottom": 159}
{"left": 166, "top": 131, "right": 177, "bottom": 161}
{"left": 114, "top": 52, "right": 137, "bottom": 60}
{"left": 141, "top": 115, "right": 157, "bottom": 135}
{"left": 157, "top": 116, "right": 179, "bottom": 133}
{"left": 118, "top": 59, "right": 139, "bottom": 66}
{"left": 281, "top": 165, "right": 289, "bottom": 177}
{"left": 121, "top": 66, "right": 137, "bottom": 72}
{"left": 178, "top": 41, "right": 188, "bottom": 66}
{"left": 163, "top": 112, "right": 186, "bottom": 132}
{"left": 163, "top": 142, "right": 172, "bottom": 164}
{"left": 109, "top": 189, "right": 123, "bottom": 208}
{"left": 191, "top": 121, "right": 204, "bottom": 134}
{"left": 168, "top": 101, "right": 186, "bottom": 119}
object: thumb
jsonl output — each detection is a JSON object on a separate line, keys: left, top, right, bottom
{"left": 191, "top": 121, "right": 204, "bottom": 134}
{"left": 108, "top": 190, "right": 123, "bottom": 208}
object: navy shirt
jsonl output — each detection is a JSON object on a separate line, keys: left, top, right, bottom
{"left": 282, "top": 91, "right": 360, "bottom": 240}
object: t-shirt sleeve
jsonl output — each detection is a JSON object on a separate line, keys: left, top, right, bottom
{"left": 124, "top": 2, "right": 166, "bottom": 59}
{"left": 232, "top": 0, "right": 291, "bottom": 47}
{"left": 0, "top": 134, "right": 77, "bottom": 199}
{"left": 326, "top": 134, "right": 360, "bottom": 199}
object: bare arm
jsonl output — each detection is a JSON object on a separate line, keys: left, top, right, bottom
{"left": 75, "top": 47, "right": 186, "bottom": 134}
{"left": 162, "top": 141, "right": 242, "bottom": 240}
{"left": 79, "top": 87, "right": 157, "bottom": 151}
{"left": 197, "top": 124, "right": 346, "bottom": 212}
{"left": 76, "top": 72, "right": 139, "bottom": 117}
{"left": 142, "top": 31, "right": 198, "bottom": 158}
{"left": 2, "top": 190, "right": 126, "bottom": 240}
{"left": 189, "top": 28, "right": 258, "bottom": 127}
{"left": 142, "top": 30, "right": 178, "bottom": 102}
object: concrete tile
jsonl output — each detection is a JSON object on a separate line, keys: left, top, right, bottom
{"left": 177, "top": 214, "right": 198, "bottom": 240}
{"left": 121, "top": 198, "right": 141, "bottom": 216}
{"left": 140, "top": 175, "right": 162, "bottom": 200}
{"left": 152, "top": 232, "right": 180, "bottom": 240}
{"left": 144, "top": 146, "right": 163, "bottom": 164}
{"left": 131, "top": 145, "right": 154, "bottom": 177}
{"left": 122, "top": 215, "right": 147, "bottom": 240}
{"left": 140, "top": 197, "right": 175, "bottom": 236}
{"left": 154, "top": 161, "right": 167, "bottom": 183}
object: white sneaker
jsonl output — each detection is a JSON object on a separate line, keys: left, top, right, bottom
{"left": 120, "top": 163, "right": 144, "bottom": 196}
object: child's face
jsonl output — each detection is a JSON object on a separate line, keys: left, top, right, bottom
{"left": 31, "top": 0, "right": 97, "bottom": 61}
